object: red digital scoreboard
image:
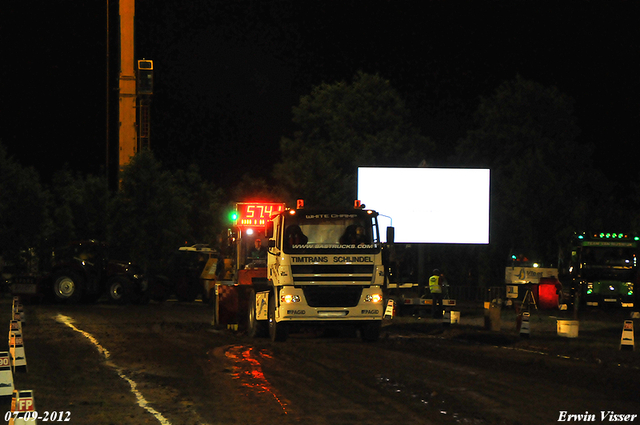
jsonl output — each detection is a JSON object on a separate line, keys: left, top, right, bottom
{"left": 235, "top": 202, "right": 285, "bottom": 228}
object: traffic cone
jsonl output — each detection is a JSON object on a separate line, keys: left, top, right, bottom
{"left": 620, "top": 320, "right": 635, "bottom": 351}
{"left": 9, "top": 390, "right": 36, "bottom": 425}
{"left": 519, "top": 312, "right": 531, "bottom": 338}
{"left": 9, "top": 333, "right": 27, "bottom": 373}
{"left": 0, "top": 352, "right": 15, "bottom": 398}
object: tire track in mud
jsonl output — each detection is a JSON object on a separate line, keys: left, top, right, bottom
{"left": 51, "top": 310, "right": 225, "bottom": 425}
{"left": 55, "top": 314, "right": 174, "bottom": 425}
{"left": 213, "top": 340, "right": 435, "bottom": 425}
{"left": 264, "top": 341, "right": 437, "bottom": 425}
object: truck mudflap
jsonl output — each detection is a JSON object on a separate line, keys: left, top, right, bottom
{"left": 255, "top": 291, "right": 269, "bottom": 320}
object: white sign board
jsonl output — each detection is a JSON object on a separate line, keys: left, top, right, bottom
{"left": 357, "top": 167, "right": 490, "bottom": 244}
{"left": 505, "top": 267, "right": 558, "bottom": 284}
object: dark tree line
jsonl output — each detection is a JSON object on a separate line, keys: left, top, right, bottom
{"left": 274, "top": 73, "right": 638, "bottom": 285}
{"left": 450, "top": 76, "right": 634, "bottom": 284}
{"left": 0, "top": 148, "right": 222, "bottom": 276}
{"left": 2, "top": 74, "right": 637, "bottom": 287}
{"left": 274, "top": 72, "right": 433, "bottom": 208}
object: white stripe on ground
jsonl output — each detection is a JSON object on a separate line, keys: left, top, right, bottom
{"left": 55, "top": 314, "right": 172, "bottom": 425}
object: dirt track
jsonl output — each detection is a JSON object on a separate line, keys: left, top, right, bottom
{"left": 3, "top": 296, "right": 639, "bottom": 424}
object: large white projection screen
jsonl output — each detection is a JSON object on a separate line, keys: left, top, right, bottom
{"left": 357, "top": 167, "right": 490, "bottom": 244}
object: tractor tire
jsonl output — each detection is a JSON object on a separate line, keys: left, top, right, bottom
{"left": 107, "top": 276, "right": 133, "bottom": 304}
{"left": 247, "top": 289, "right": 268, "bottom": 338}
{"left": 52, "top": 271, "right": 84, "bottom": 304}
{"left": 268, "top": 290, "right": 288, "bottom": 342}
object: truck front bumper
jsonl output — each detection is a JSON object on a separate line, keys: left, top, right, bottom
{"left": 276, "top": 286, "right": 383, "bottom": 322}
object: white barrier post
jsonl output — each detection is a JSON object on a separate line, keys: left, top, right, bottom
{"left": 620, "top": 320, "right": 635, "bottom": 351}
{"left": 9, "top": 333, "right": 27, "bottom": 373}
{"left": 9, "top": 390, "right": 36, "bottom": 425}
{"left": 17, "top": 305, "right": 25, "bottom": 325}
{"left": 442, "top": 308, "right": 451, "bottom": 326}
{"left": 8, "top": 321, "right": 22, "bottom": 346}
{"left": 519, "top": 312, "right": 530, "bottom": 338}
{"left": 0, "top": 352, "right": 14, "bottom": 397}
{"left": 383, "top": 299, "right": 395, "bottom": 319}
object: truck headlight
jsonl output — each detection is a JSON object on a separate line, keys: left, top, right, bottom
{"left": 281, "top": 294, "right": 301, "bottom": 304}
{"left": 365, "top": 294, "right": 382, "bottom": 303}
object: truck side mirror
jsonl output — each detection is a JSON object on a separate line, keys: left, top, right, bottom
{"left": 266, "top": 222, "right": 273, "bottom": 239}
{"left": 386, "top": 226, "right": 395, "bottom": 244}
{"left": 268, "top": 239, "right": 276, "bottom": 248}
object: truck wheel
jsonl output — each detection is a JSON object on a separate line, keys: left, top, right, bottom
{"left": 268, "top": 291, "right": 288, "bottom": 342}
{"left": 360, "top": 322, "right": 381, "bottom": 342}
{"left": 107, "top": 276, "right": 133, "bottom": 304}
{"left": 52, "top": 271, "right": 84, "bottom": 303}
{"left": 247, "top": 289, "right": 268, "bottom": 338}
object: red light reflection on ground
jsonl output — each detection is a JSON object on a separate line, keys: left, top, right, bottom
{"left": 224, "top": 345, "right": 288, "bottom": 414}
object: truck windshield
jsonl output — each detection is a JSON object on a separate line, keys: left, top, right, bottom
{"left": 579, "top": 246, "right": 637, "bottom": 280}
{"left": 283, "top": 211, "right": 380, "bottom": 254}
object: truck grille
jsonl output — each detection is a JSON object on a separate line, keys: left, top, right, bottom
{"left": 291, "top": 264, "right": 373, "bottom": 283}
{"left": 291, "top": 265, "right": 373, "bottom": 307}
{"left": 302, "top": 286, "right": 363, "bottom": 307}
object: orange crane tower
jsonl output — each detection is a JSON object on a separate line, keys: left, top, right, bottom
{"left": 118, "top": 0, "right": 137, "bottom": 169}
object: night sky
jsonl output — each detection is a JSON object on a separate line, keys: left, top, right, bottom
{"left": 2, "top": 1, "right": 639, "bottom": 193}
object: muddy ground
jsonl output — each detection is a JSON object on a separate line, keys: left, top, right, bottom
{"left": 2, "top": 296, "right": 639, "bottom": 425}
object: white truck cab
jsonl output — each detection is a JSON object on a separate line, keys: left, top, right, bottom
{"left": 248, "top": 204, "right": 386, "bottom": 341}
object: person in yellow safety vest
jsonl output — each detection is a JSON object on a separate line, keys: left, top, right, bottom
{"left": 429, "top": 269, "right": 444, "bottom": 318}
